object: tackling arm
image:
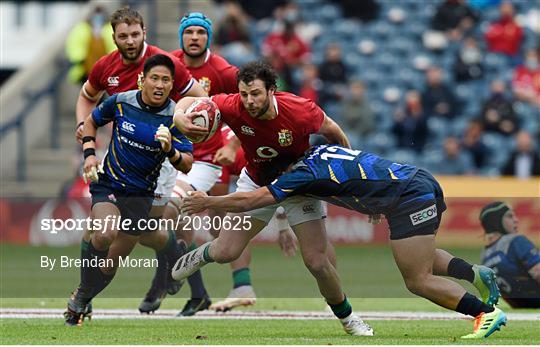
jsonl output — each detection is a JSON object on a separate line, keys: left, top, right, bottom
{"left": 183, "top": 187, "right": 276, "bottom": 214}
{"left": 317, "top": 114, "right": 351, "bottom": 148}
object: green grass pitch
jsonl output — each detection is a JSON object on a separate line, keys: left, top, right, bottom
{"left": 1, "top": 244, "right": 539, "bottom": 344}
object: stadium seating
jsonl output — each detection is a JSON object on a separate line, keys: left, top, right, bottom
{"left": 289, "top": 0, "right": 539, "bottom": 176}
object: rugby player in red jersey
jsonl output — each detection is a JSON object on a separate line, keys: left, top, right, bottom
{"left": 173, "top": 61, "right": 374, "bottom": 336}
{"left": 71, "top": 7, "right": 207, "bottom": 318}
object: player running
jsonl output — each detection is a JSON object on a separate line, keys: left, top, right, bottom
{"left": 151, "top": 12, "right": 240, "bottom": 316}
{"left": 72, "top": 7, "right": 207, "bottom": 315}
{"left": 181, "top": 144, "right": 506, "bottom": 339}
{"left": 65, "top": 54, "right": 193, "bottom": 326}
{"left": 173, "top": 61, "right": 373, "bottom": 336}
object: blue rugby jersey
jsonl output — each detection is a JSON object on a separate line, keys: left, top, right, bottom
{"left": 482, "top": 234, "right": 540, "bottom": 299}
{"left": 91, "top": 90, "right": 192, "bottom": 192}
{"left": 267, "top": 144, "right": 419, "bottom": 215}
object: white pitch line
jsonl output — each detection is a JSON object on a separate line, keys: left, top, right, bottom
{"left": 1, "top": 308, "right": 538, "bottom": 321}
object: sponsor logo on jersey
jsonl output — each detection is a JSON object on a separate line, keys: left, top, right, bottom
{"left": 137, "top": 72, "right": 144, "bottom": 90}
{"left": 199, "top": 77, "right": 211, "bottom": 94}
{"left": 121, "top": 121, "right": 136, "bottom": 134}
{"left": 241, "top": 125, "right": 255, "bottom": 136}
{"left": 278, "top": 129, "right": 293, "bottom": 147}
{"left": 302, "top": 204, "right": 315, "bottom": 214}
{"left": 256, "top": 146, "right": 278, "bottom": 159}
{"left": 107, "top": 76, "right": 120, "bottom": 87}
{"left": 409, "top": 204, "right": 437, "bottom": 226}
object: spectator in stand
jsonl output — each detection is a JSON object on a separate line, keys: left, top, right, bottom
{"left": 214, "top": 1, "right": 256, "bottom": 67}
{"left": 502, "top": 130, "right": 540, "bottom": 178}
{"left": 512, "top": 48, "right": 540, "bottom": 107}
{"left": 479, "top": 80, "right": 518, "bottom": 136}
{"left": 330, "top": 0, "right": 380, "bottom": 22}
{"left": 431, "top": 0, "right": 478, "bottom": 41}
{"left": 319, "top": 43, "right": 348, "bottom": 85}
{"left": 461, "top": 119, "right": 489, "bottom": 172}
{"left": 262, "top": 17, "right": 310, "bottom": 91}
{"left": 422, "top": 66, "right": 460, "bottom": 119}
{"left": 318, "top": 43, "right": 348, "bottom": 105}
{"left": 454, "top": 36, "right": 484, "bottom": 82}
{"left": 341, "top": 80, "right": 374, "bottom": 138}
{"left": 432, "top": 136, "right": 475, "bottom": 175}
{"left": 392, "top": 90, "right": 428, "bottom": 153}
{"left": 485, "top": 1, "right": 523, "bottom": 58}
{"left": 298, "top": 63, "right": 321, "bottom": 103}
{"left": 65, "top": 6, "right": 115, "bottom": 84}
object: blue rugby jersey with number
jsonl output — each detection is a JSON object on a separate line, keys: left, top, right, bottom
{"left": 91, "top": 90, "right": 192, "bottom": 192}
{"left": 267, "top": 144, "right": 419, "bottom": 215}
{"left": 482, "top": 234, "right": 540, "bottom": 299}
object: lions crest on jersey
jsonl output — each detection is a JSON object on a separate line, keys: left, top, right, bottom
{"left": 278, "top": 129, "right": 293, "bottom": 147}
{"left": 198, "top": 77, "right": 211, "bottom": 94}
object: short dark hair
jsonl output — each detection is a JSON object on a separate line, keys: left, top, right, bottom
{"left": 110, "top": 7, "right": 144, "bottom": 32}
{"left": 143, "top": 54, "right": 175, "bottom": 78}
{"left": 237, "top": 60, "right": 278, "bottom": 91}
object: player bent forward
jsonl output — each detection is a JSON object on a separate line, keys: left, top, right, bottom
{"left": 65, "top": 54, "right": 193, "bottom": 326}
{"left": 180, "top": 144, "right": 507, "bottom": 339}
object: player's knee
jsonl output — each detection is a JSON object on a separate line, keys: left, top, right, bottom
{"left": 403, "top": 276, "right": 428, "bottom": 296}
{"left": 303, "top": 253, "right": 329, "bottom": 275}
{"left": 92, "top": 230, "right": 116, "bottom": 249}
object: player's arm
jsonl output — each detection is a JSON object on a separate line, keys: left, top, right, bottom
{"left": 512, "top": 235, "right": 540, "bottom": 283}
{"left": 173, "top": 96, "right": 210, "bottom": 137}
{"left": 529, "top": 263, "right": 540, "bottom": 283}
{"left": 75, "top": 81, "right": 104, "bottom": 143}
{"left": 183, "top": 79, "right": 207, "bottom": 97}
{"left": 183, "top": 188, "right": 276, "bottom": 214}
{"left": 317, "top": 114, "right": 351, "bottom": 148}
{"left": 156, "top": 124, "right": 194, "bottom": 173}
{"left": 81, "top": 114, "right": 101, "bottom": 183}
{"left": 214, "top": 135, "right": 240, "bottom": 166}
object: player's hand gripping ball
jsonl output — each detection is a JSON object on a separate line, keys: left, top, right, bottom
{"left": 185, "top": 99, "right": 221, "bottom": 143}
{"left": 155, "top": 124, "right": 172, "bottom": 152}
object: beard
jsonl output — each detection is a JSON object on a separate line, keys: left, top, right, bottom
{"left": 255, "top": 97, "right": 271, "bottom": 118}
{"left": 117, "top": 43, "right": 143, "bottom": 61}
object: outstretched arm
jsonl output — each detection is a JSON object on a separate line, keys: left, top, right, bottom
{"left": 182, "top": 188, "right": 276, "bottom": 214}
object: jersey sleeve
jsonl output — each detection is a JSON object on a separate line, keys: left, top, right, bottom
{"left": 304, "top": 100, "right": 325, "bottom": 135}
{"left": 169, "top": 124, "right": 194, "bottom": 153}
{"left": 267, "top": 166, "right": 314, "bottom": 202}
{"left": 87, "top": 56, "right": 107, "bottom": 91}
{"left": 211, "top": 93, "right": 238, "bottom": 125}
{"left": 91, "top": 94, "right": 118, "bottom": 126}
{"left": 510, "top": 235, "right": 540, "bottom": 270}
{"left": 171, "top": 55, "right": 195, "bottom": 96}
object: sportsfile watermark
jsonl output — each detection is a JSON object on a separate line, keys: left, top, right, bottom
{"left": 40, "top": 215, "right": 252, "bottom": 234}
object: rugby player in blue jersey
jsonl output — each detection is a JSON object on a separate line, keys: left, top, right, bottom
{"left": 180, "top": 144, "right": 506, "bottom": 339}
{"left": 65, "top": 54, "right": 193, "bottom": 326}
{"left": 480, "top": 201, "right": 540, "bottom": 308}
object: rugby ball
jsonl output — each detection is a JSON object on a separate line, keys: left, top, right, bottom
{"left": 185, "top": 99, "right": 221, "bottom": 143}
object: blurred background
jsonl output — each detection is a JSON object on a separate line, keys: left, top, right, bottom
{"left": 0, "top": 0, "right": 538, "bottom": 249}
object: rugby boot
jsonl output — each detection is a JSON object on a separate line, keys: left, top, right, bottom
{"left": 461, "top": 307, "right": 507, "bottom": 339}
{"left": 177, "top": 295, "right": 212, "bottom": 316}
{"left": 210, "top": 285, "right": 256, "bottom": 312}
{"left": 172, "top": 242, "right": 211, "bottom": 282}
{"left": 139, "top": 255, "right": 168, "bottom": 314}
{"left": 341, "top": 314, "right": 374, "bottom": 336}
{"left": 64, "top": 287, "right": 92, "bottom": 326}
{"left": 472, "top": 264, "right": 500, "bottom": 306}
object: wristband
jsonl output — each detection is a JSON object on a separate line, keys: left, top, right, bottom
{"left": 76, "top": 121, "right": 84, "bottom": 130}
{"left": 172, "top": 153, "right": 183, "bottom": 166}
{"left": 82, "top": 136, "right": 96, "bottom": 144}
{"left": 83, "top": 148, "right": 96, "bottom": 159}
{"left": 166, "top": 147, "right": 176, "bottom": 158}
